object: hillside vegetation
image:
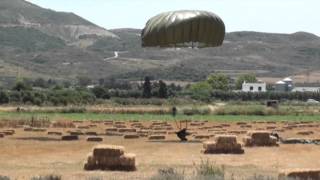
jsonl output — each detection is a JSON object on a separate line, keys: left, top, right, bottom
{"left": 0, "top": 0, "right": 320, "bottom": 85}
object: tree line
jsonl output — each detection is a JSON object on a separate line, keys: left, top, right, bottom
{"left": 0, "top": 73, "right": 318, "bottom": 106}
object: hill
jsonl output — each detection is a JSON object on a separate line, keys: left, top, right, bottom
{"left": 0, "top": 0, "right": 320, "bottom": 86}
{"left": 0, "top": 0, "right": 117, "bottom": 42}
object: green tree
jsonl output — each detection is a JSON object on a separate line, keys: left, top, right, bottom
{"left": 142, "top": 76, "right": 152, "bottom": 98}
{"left": 12, "top": 80, "right": 32, "bottom": 91}
{"left": 158, "top": 80, "right": 168, "bottom": 98}
{"left": 235, "top": 74, "right": 257, "bottom": 89}
{"left": 0, "top": 91, "right": 9, "bottom": 104}
{"left": 77, "top": 76, "right": 92, "bottom": 87}
{"left": 92, "top": 86, "right": 110, "bottom": 99}
{"left": 189, "top": 81, "right": 213, "bottom": 101}
{"left": 207, "top": 73, "right": 229, "bottom": 91}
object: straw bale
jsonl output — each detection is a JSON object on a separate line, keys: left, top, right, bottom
{"left": 279, "top": 169, "right": 320, "bottom": 180}
{"left": 85, "top": 131, "right": 98, "bottom": 136}
{"left": 297, "top": 131, "right": 314, "bottom": 135}
{"left": 118, "top": 128, "right": 136, "bottom": 133}
{"left": 120, "top": 153, "right": 136, "bottom": 168}
{"left": 47, "top": 131, "right": 62, "bottom": 136}
{"left": 148, "top": 135, "right": 166, "bottom": 140}
{"left": 69, "top": 131, "right": 84, "bottom": 136}
{"left": 106, "top": 128, "right": 118, "bottom": 132}
{"left": 61, "top": 135, "right": 79, "bottom": 141}
{"left": 123, "top": 134, "right": 140, "bottom": 139}
{"left": 194, "top": 134, "right": 211, "bottom": 139}
{"left": 244, "top": 131, "right": 278, "bottom": 146}
{"left": 114, "top": 125, "right": 127, "bottom": 129}
{"left": 87, "top": 136, "right": 103, "bottom": 142}
{"left": 77, "top": 126, "right": 90, "bottom": 129}
{"left": 202, "top": 135, "right": 244, "bottom": 154}
{"left": 216, "top": 135, "right": 237, "bottom": 145}
{"left": 93, "top": 144, "right": 124, "bottom": 157}
{"left": 105, "top": 132, "right": 123, "bottom": 136}
{"left": 24, "top": 127, "right": 33, "bottom": 131}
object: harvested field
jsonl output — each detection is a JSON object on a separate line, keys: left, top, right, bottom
{"left": 1, "top": 119, "right": 320, "bottom": 179}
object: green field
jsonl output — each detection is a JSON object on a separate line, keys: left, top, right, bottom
{"left": 0, "top": 112, "right": 319, "bottom": 122}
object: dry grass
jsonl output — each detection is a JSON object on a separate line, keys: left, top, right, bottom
{"left": 1, "top": 120, "right": 320, "bottom": 179}
{"left": 0, "top": 117, "right": 50, "bottom": 128}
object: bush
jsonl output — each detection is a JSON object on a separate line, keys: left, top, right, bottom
{"left": 182, "top": 107, "right": 211, "bottom": 116}
{"left": 60, "top": 107, "right": 86, "bottom": 113}
{"left": 214, "top": 105, "right": 266, "bottom": 116}
{"left": 0, "top": 175, "right": 10, "bottom": 180}
{"left": 91, "top": 86, "right": 110, "bottom": 99}
{"left": 112, "top": 98, "right": 165, "bottom": 106}
{"left": 30, "top": 175, "right": 61, "bottom": 180}
{"left": 195, "top": 159, "right": 225, "bottom": 180}
{"left": 0, "top": 91, "right": 9, "bottom": 104}
{"left": 150, "top": 167, "right": 185, "bottom": 180}
{"left": 188, "top": 82, "right": 212, "bottom": 102}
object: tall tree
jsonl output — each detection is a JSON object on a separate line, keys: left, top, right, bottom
{"left": 12, "top": 80, "right": 32, "bottom": 91}
{"left": 235, "top": 74, "right": 257, "bottom": 89}
{"left": 207, "top": 73, "right": 229, "bottom": 91}
{"left": 142, "top": 76, "right": 152, "bottom": 98}
{"left": 158, "top": 80, "right": 168, "bottom": 98}
{"left": 189, "top": 81, "right": 212, "bottom": 101}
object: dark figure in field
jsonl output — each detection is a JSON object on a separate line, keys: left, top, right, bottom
{"left": 176, "top": 128, "right": 191, "bottom": 141}
{"left": 172, "top": 106, "right": 177, "bottom": 117}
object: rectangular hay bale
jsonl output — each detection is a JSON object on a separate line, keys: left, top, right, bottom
{"left": 93, "top": 144, "right": 125, "bottom": 157}
{"left": 279, "top": 169, "right": 320, "bottom": 180}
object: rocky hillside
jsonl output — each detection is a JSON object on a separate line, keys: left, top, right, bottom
{"left": 0, "top": 0, "right": 117, "bottom": 42}
{"left": 0, "top": 0, "right": 319, "bottom": 86}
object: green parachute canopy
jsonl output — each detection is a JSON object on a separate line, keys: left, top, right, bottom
{"left": 141, "top": 10, "right": 225, "bottom": 48}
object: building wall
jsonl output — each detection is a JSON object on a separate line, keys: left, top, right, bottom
{"left": 242, "top": 83, "right": 266, "bottom": 92}
{"left": 275, "top": 84, "right": 287, "bottom": 92}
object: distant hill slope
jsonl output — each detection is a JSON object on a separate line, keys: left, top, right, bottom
{"left": 101, "top": 29, "right": 320, "bottom": 81}
{"left": 0, "top": 0, "right": 117, "bottom": 42}
{"left": 0, "top": 0, "right": 320, "bottom": 86}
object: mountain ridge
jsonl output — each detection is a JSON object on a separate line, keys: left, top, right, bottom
{"left": 0, "top": 0, "right": 319, "bottom": 86}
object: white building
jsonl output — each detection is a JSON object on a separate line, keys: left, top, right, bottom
{"left": 292, "top": 87, "right": 320, "bottom": 92}
{"left": 242, "top": 81, "right": 266, "bottom": 92}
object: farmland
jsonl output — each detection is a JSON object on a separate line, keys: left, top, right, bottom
{"left": 0, "top": 105, "right": 320, "bottom": 179}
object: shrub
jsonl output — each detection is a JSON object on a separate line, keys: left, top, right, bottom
{"left": 30, "top": 175, "right": 61, "bottom": 180}
{"left": 182, "top": 107, "right": 211, "bottom": 116}
{"left": 0, "top": 91, "right": 9, "bottom": 104}
{"left": 214, "top": 105, "right": 266, "bottom": 116}
{"left": 0, "top": 175, "right": 10, "bottom": 180}
{"left": 150, "top": 167, "right": 185, "bottom": 180}
{"left": 195, "top": 159, "right": 225, "bottom": 180}
{"left": 60, "top": 107, "right": 86, "bottom": 113}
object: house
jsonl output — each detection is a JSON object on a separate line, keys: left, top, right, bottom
{"left": 242, "top": 81, "right": 266, "bottom": 92}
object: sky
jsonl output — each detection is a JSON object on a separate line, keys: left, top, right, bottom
{"left": 27, "top": 0, "right": 320, "bottom": 35}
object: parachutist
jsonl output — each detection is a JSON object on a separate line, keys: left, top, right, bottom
{"left": 176, "top": 128, "right": 191, "bottom": 141}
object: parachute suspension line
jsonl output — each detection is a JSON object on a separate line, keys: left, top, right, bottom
{"left": 173, "top": 117, "right": 180, "bottom": 130}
